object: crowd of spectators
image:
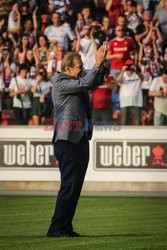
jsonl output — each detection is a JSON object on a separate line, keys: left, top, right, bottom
{"left": 0, "top": 0, "right": 167, "bottom": 126}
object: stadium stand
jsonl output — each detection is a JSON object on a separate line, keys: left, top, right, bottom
{"left": 0, "top": 0, "right": 167, "bottom": 126}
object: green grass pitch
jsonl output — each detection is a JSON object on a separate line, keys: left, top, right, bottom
{"left": 0, "top": 196, "right": 167, "bottom": 250}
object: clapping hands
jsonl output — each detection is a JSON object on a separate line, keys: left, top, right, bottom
{"left": 94, "top": 41, "right": 108, "bottom": 68}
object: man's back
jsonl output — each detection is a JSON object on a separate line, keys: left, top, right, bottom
{"left": 51, "top": 70, "right": 100, "bottom": 143}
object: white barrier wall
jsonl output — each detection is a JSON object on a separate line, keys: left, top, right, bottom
{"left": 0, "top": 126, "right": 167, "bottom": 182}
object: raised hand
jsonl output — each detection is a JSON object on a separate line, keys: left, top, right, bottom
{"left": 75, "top": 27, "right": 81, "bottom": 40}
{"left": 33, "top": 7, "right": 38, "bottom": 18}
{"left": 155, "top": 20, "right": 159, "bottom": 30}
{"left": 0, "top": 18, "right": 5, "bottom": 27}
{"left": 90, "top": 27, "right": 94, "bottom": 39}
{"left": 36, "top": 74, "right": 42, "bottom": 83}
{"left": 100, "top": 41, "right": 108, "bottom": 54}
{"left": 94, "top": 41, "right": 108, "bottom": 68}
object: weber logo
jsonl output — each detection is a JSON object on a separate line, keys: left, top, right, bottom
{"left": 95, "top": 140, "right": 167, "bottom": 169}
{"left": 0, "top": 140, "right": 56, "bottom": 168}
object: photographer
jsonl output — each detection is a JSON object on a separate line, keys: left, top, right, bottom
{"left": 31, "top": 65, "right": 51, "bottom": 125}
{"left": 117, "top": 60, "right": 143, "bottom": 125}
{"left": 9, "top": 63, "right": 32, "bottom": 125}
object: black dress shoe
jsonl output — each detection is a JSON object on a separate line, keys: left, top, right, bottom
{"left": 46, "top": 231, "right": 69, "bottom": 238}
{"left": 47, "top": 230, "right": 81, "bottom": 238}
{"left": 69, "top": 231, "right": 81, "bottom": 237}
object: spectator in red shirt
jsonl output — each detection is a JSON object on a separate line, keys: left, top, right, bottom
{"left": 91, "top": 75, "right": 115, "bottom": 122}
{"left": 106, "top": 25, "right": 136, "bottom": 79}
{"left": 105, "top": 0, "right": 123, "bottom": 26}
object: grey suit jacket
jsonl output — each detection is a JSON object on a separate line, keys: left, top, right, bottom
{"left": 51, "top": 67, "right": 106, "bottom": 143}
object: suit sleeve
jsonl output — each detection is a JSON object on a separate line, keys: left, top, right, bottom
{"left": 56, "top": 67, "right": 102, "bottom": 94}
{"left": 90, "top": 66, "right": 107, "bottom": 89}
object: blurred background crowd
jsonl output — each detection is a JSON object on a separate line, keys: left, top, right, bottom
{"left": 0, "top": 0, "right": 167, "bottom": 126}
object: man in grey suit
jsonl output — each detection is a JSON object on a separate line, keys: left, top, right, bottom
{"left": 47, "top": 42, "right": 108, "bottom": 237}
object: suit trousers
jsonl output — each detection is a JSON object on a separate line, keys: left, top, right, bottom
{"left": 47, "top": 135, "right": 89, "bottom": 235}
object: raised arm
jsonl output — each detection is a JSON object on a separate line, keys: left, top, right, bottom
{"left": 33, "top": 7, "right": 38, "bottom": 37}
{"left": 155, "top": 21, "right": 164, "bottom": 44}
{"left": 56, "top": 42, "right": 108, "bottom": 94}
{"left": 116, "top": 66, "right": 126, "bottom": 83}
{"left": 152, "top": 41, "right": 159, "bottom": 60}
{"left": 138, "top": 42, "right": 143, "bottom": 63}
{"left": 142, "top": 22, "right": 153, "bottom": 45}
{"left": 105, "top": 0, "right": 114, "bottom": 11}
{"left": 75, "top": 28, "right": 81, "bottom": 52}
{"left": 31, "top": 75, "right": 42, "bottom": 94}
{"left": 16, "top": 10, "right": 21, "bottom": 35}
